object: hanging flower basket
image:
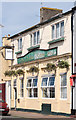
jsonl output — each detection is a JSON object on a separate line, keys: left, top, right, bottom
{"left": 41, "top": 63, "right": 56, "bottom": 72}
{"left": 4, "top": 70, "right": 16, "bottom": 77}
{"left": 16, "top": 69, "right": 24, "bottom": 75}
{"left": 27, "top": 66, "right": 39, "bottom": 73}
{"left": 57, "top": 60, "right": 69, "bottom": 70}
{"left": 4, "top": 69, "right": 24, "bottom": 77}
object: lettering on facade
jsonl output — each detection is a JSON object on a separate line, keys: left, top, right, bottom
{"left": 17, "top": 48, "right": 57, "bottom": 64}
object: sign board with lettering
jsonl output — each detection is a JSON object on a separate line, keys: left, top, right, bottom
{"left": 5, "top": 48, "right": 13, "bottom": 60}
{"left": 17, "top": 48, "right": 57, "bottom": 64}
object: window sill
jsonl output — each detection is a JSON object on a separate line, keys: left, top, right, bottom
{"left": 48, "top": 37, "right": 64, "bottom": 45}
{"left": 27, "top": 45, "right": 40, "bottom": 51}
{"left": 60, "top": 98, "right": 67, "bottom": 100}
{"left": 42, "top": 98, "right": 55, "bottom": 99}
{"left": 26, "top": 97, "right": 38, "bottom": 99}
{"left": 20, "top": 97, "right": 24, "bottom": 99}
{"left": 15, "top": 50, "right": 22, "bottom": 54}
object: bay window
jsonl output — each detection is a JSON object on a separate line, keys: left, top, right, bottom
{"left": 41, "top": 76, "right": 55, "bottom": 98}
{"left": 27, "top": 78, "right": 38, "bottom": 98}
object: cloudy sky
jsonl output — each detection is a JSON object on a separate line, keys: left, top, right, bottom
{"left": 0, "top": 2, "right": 74, "bottom": 46}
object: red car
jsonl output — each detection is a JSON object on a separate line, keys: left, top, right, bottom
{"left": 0, "top": 99, "right": 9, "bottom": 115}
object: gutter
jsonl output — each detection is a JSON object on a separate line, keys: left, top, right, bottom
{"left": 71, "top": 9, "right": 73, "bottom": 113}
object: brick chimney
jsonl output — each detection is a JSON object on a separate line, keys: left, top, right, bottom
{"left": 40, "top": 7, "right": 63, "bottom": 23}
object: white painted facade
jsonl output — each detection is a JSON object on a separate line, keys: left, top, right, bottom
{"left": 11, "top": 13, "right": 72, "bottom": 66}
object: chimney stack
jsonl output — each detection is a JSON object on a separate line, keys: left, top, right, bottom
{"left": 2, "top": 34, "right": 11, "bottom": 46}
{"left": 40, "top": 7, "right": 63, "bottom": 23}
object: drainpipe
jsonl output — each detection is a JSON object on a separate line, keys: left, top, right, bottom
{"left": 71, "top": 8, "right": 74, "bottom": 114}
{"left": 71, "top": 6, "right": 76, "bottom": 114}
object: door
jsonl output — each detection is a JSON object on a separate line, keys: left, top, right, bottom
{"left": 6, "top": 81, "right": 11, "bottom": 109}
{"left": 14, "top": 88, "right": 17, "bottom": 108}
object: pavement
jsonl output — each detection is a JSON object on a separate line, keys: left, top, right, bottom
{"left": 7, "top": 110, "right": 76, "bottom": 119}
{"left": 0, "top": 110, "right": 76, "bottom": 120}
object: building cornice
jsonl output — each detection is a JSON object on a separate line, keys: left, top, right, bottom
{"left": 11, "top": 53, "right": 72, "bottom": 69}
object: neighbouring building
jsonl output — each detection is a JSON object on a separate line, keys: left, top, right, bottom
{"left": 0, "top": 35, "right": 13, "bottom": 109}
{"left": 71, "top": 5, "right": 76, "bottom": 115}
{"left": 4, "top": 6, "right": 76, "bottom": 115}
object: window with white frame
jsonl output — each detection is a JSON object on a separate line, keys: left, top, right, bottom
{"left": 20, "top": 78, "right": 24, "bottom": 97}
{"left": 27, "top": 78, "right": 38, "bottom": 97}
{"left": 60, "top": 73, "right": 67, "bottom": 99}
{"left": 30, "top": 31, "right": 40, "bottom": 46}
{"left": 41, "top": 76, "right": 55, "bottom": 98}
{"left": 52, "top": 25, "right": 55, "bottom": 39}
{"left": 52, "top": 21, "right": 64, "bottom": 40}
{"left": 18, "top": 38, "right": 22, "bottom": 50}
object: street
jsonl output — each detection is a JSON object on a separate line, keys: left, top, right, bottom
{"left": 0, "top": 110, "right": 76, "bottom": 120}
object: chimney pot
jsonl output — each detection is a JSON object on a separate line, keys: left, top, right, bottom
{"left": 5, "top": 35, "right": 7, "bottom": 37}
{"left": 8, "top": 34, "right": 10, "bottom": 37}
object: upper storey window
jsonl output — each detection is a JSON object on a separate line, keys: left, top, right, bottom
{"left": 30, "top": 31, "right": 40, "bottom": 46}
{"left": 52, "top": 21, "right": 64, "bottom": 40}
{"left": 18, "top": 38, "right": 22, "bottom": 50}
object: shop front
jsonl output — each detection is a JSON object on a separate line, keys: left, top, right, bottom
{"left": 11, "top": 48, "right": 72, "bottom": 115}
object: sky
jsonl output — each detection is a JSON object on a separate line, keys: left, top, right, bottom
{"left": 0, "top": 2, "right": 74, "bottom": 46}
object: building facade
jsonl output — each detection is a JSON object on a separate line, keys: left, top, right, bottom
{"left": 6, "top": 7, "right": 74, "bottom": 115}
{"left": 71, "top": 6, "right": 76, "bottom": 115}
{"left": 0, "top": 35, "right": 12, "bottom": 109}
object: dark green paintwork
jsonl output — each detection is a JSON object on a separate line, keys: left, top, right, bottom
{"left": 15, "top": 50, "right": 22, "bottom": 54}
{"left": 27, "top": 45, "right": 40, "bottom": 51}
{"left": 17, "top": 48, "right": 57, "bottom": 64}
{"left": 48, "top": 37, "right": 64, "bottom": 44}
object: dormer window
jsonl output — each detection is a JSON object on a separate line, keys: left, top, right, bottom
{"left": 18, "top": 38, "right": 22, "bottom": 50}
{"left": 30, "top": 31, "right": 40, "bottom": 47}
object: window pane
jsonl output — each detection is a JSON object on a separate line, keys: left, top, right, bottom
{"left": 61, "top": 74, "right": 67, "bottom": 86}
{"left": 60, "top": 21, "right": 64, "bottom": 36}
{"left": 33, "top": 79, "right": 37, "bottom": 87}
{"left": 21, "top": 89, "right": 24, "bottom": 97}
{"left": 49, "top": 87, "right": 55, "bottom": 98}
{"left": 37, "top": 31, "right": 40, "bottom": 44}
{"left": 42, "top": 78, "right": 48, "bottom": 86}
{"left": 20, "top": 38, "right": 22, "bottom": 49}
{"left": 18, "top": 39, "right": 20, "bottom": 50}
{"left": 61, "top": 87, "right": 67, "bottom": 98}
{"left": 52, "top": 25, "right": 55, "bottom": 39}
{"left": 34, "top": 32, "right": 36, "bottom": 45}
{"left": 21, "top": 79, "right": 24, "bottom": 89}
{"left": 28, "top": 88, "right": 32, "bottom": 97}
{"left": 49, "top": 77, "right": 55, "bottom": 86}
{"left": 33, "top": 88, "right": 38, "bottom": 97}
{"left": 27, "top": 79, "right": 32, "bottom": 87}
{"left": 56, "top": 23, "right": 59, "bottom": 38}
{"left": 42, "top": 88, "right": 48, "bottom": 98}
{"left": 30, "top": 34, "right": 32, "bottom": 46}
